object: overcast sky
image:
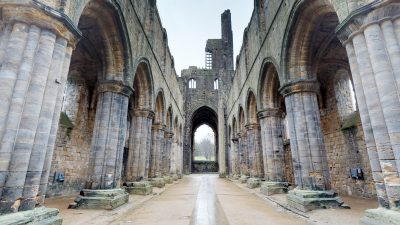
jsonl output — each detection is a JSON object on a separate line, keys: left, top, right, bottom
{"left": 157, "top": 0, "right": 254, "bottom": 75}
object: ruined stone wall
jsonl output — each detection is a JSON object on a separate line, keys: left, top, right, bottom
{"left": 225, "top": 0, "right": 377, "bottom": 198}
{"left": 319, "top": 75, "right": 375, "bottom": 198}
{"left": 38, "top": 0, "right": 186, "bottom": 197}
{"left": 47, "top": 79, "right": 96, "bottom": 197}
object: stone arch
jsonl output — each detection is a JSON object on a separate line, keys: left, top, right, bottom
{"left": 246, "top": 90, "right": 258, "bottom": 124}
{"left": 76, "top": 0, "right": 133, "bottom": 82}
{"left": 154, "top": 91, "right": 165, "bottom": 124}
{"left": 238, "top": 106, "right": 245, "bottom": 132}
{"left": 132, "top": 58, "right": 154, "bottom": 110}
{"left": 281, "top": 0, "right": 340, "bottom": 81}
{"left": 258, "top": 61, "right": 283, "bottom": 109}
{"left": 166, "top": 106, "right": 173, "bottom": 130}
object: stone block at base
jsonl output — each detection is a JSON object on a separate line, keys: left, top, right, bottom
{"left": 149, "top": 178, "right": 166, "bottom": 188}
{"left": 69, "top": 189, "right": 128, "bottom": 210}
{"left": 0, "top": 207, "right": 62, "bottom": 225}
{"left": 172, "top": 174, "right": 179, "bottom": 181}
{"left": 239, "top": 175, "right": 249, "bottom": 183}
{"left": 231, "top": 174, "right": 240, "bottom": 180}
{"left": 287, "top": 188, "right": 347, "bottom": 212}
{"left": 177, "top": 174, "right": 183, "bottom": 179}
{"left": 163, "top": 176, "right": 173, "bottom": 184}
{"left": 360, "top": 208, "right": 400, "bottom": 225}
{"left": 124, "top": 181, "right": 153, "bottom": 195}
{"left": 247, "top": 178, "right": 262, "bottom": 189}
{"left": 260, "top": 181, "right": 288, "bottom": 196}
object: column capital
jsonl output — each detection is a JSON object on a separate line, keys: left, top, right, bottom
{"left": 152, "top": 123, "right": 166, "bottom": 131}
{"left": 257, "top": 108, "right": 283, "bottom": 119}
{"left": 245, "top": 123, "right": 260, "bottom": 130}
{"left": 279, "top": 79, "right": 319, "bottom": 97}
{"left": 133, "top": 109, "right": 155, "bottom": 119}
{"left": 0, "top": 1, "right": 82, "bottom": 47}
{"left": 164, "top": 131, "right": 174, "bottom": 139}
{"left": 97, "top": 80, "right": 134, "bottom": 97}
{"left": 336, "top": 0, "right": 400, "bottom": 44}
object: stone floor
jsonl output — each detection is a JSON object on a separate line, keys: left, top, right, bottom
{"left": 45, "top": 174, "right": 378, "bottom": 225}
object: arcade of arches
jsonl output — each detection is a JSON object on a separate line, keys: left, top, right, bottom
{"left": 0, "top": 0, "right": 399, "bottom": 225}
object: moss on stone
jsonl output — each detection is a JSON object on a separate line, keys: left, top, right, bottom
{"left": 341, "top": 112, "right": 359, "bottom": 130}
{"left": 60, "top": 112, "right": 74, "bottom": 129}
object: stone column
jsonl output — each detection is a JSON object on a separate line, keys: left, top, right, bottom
{"left": 162, "top": 131, "right": 173, "bottom": 179}
{"left": 149, "top": 123, "right": 165, "bottom": 179}
{"left": 336, "top": 2, "right": 400, "bottom": 223}
{"left": 0, "top": 2, "right": 78, "bottom": 222}
{"left": 245, "top": 123, "right": 264, "bottom": 178}
{"left": 237, "top": 132, "right": 250, "bottom": 182}
{"left": 280, "top": 80, "right": 342, "bottom": 212}
{"left": 231, "top": 137, "right": 240, "bottom": 178}
{"left": 70, "top": 81, "right": 132, "bottom": 210}
{"left": 170, "top": 136, "right": 179, "bottom": 180}
{"left": 258, "top": 108, "right": 288, "bottom": 195}
{"left": 126, "top": 109, "right": 154, "bottom": 181}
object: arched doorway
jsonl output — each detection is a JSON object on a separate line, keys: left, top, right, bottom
{"left": 187, "top": 106, "right": 218, "bottom": 173}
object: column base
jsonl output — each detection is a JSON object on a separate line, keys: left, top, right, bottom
{"left": 163, "top": 176, "right": 173, "bottom": 184}
{"left": 239, "top": 175, "right": 249, "bottom": 183}
{"left": 178, "top": 174, "right": 183, "bottom": 179}
{"left": 287, "top": 188, "right": 348, "bottom": 212}
{"left": 260, "top": 181, "right": 288, "bottom": 196}
{"left": 171, "top": 174, "right": 179, "bottom": 181}
{"left": 231, "top": 174, "right": 240, "bottom": 180}
{"left": 149, "top": 178, "right": 166, "bottom": 188}
{"left": 69, "top": 189, "right": 128, "bottom": 210}
{"left": 360, "top": 208, "right": 400, "bottom": 225}
{"left": 0, "top": 207, "right": 62, "bottom": 225}
{"left": 123, "top": 182, "right": 153, "bottom": 195}
{"left": 246, "top": 178, "right": 262, "bottom": 189}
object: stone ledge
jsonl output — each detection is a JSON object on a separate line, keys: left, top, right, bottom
{"left": 0, "top": 207, "right": 62, "bottom": 225}
{"left": 360, "top": 208, "right": 400, "bottom": 225}
{"left": 149, "top": 178, "right": 166, "bottom": 188}
{"left": 247, "top": 178, "right": 262, "bottom": 189}
{"left": 163, "top": 176, "right": 173, "bottom": 184}
{"left": 123, "top": 182, "right": 153, "bottom": 195}
{"left": 239, "top": 175, "right": 249, "bottom": 184}
{"left": 261, "top": 181, "right": 288, "bottom": 196}
{"left": 69, "top": 189, "right": 129, "bottom": 210}
{"left": 287, "top": 188, "right": 349, "bottom": 212}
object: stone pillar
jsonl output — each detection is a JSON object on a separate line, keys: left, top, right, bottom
{"left": 238, "top": 132, "right": 250, "bottom": 183}
{"left": 336, "top": 2, "right": 400, "bottom": 224}
{"left": 163, "top": 131, "right": 173, "bottom": 177}
{"left": 70, "top": 81, "right": 132, "bottom": 210}
{"left": 170, "top": 136, "right": 178, "bottom": 177}
{"left": 245, "top": 123, "right": 264, "bottom": 178}
{"left": 0, "top": 2, "right": 78, "bottom": 222}
{"left": 280, "top": 80, "right": 343, "bottom": 212}
{"left": 126, "top": 109, "right": 154, "bottom": 181}
{"left": 230, "top": 137, "right": 240, "bottom": 178}
{"left": 258, "top": 108, "right": 288, "bottom": 195}
{"left": 149, "top": 123, "right": 165, "bottom": 178}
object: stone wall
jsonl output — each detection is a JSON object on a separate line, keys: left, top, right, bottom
{"left": 319, "top": 74, "right": 375, "bottom": 198}
{"left": 47, "top": 79, "right": 96, "bottom": 197}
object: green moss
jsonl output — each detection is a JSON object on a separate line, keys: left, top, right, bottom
{"left": 341, "top": 112, "right": 359, "bottom": 130}
{"left": 59, "top": 112, "right": 74, "bottom": 129}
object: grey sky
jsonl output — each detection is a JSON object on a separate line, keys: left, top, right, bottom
{"left": 157, "top": 0, "right": 254, "bottom": 75}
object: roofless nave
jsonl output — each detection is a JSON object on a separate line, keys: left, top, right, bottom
{"left": 0, "top": 1, "right": 399, "bottom": 225}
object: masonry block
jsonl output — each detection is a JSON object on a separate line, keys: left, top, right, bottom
{"left": 0, "top": 207, "right": 62, "bottom": 225}
{"left": 260, "top": 181, "right": 288, "bottom": 195}
{"left": 287, "top": 188, "right": 348, "bottom": 212}
{"left": 124, "top": 182, "right": 153, "bottom": 195}
{"left": 69, "top": 189, "right": 128, "bottom": 210}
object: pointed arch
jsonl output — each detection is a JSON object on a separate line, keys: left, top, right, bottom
{"left": 154, "top": 91, "right": 165, "bottom": 124}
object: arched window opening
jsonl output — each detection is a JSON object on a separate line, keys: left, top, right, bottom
{"left": 193, "top": 124, "right": 216, "bottom": 162}
{"left": 189, "top": 79, "right": 197, "bottom": 89}
{"left": 214, "top": 79, "right": 219, "bottom": 90}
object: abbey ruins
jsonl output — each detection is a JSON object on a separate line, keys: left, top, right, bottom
{"left": 0, "top": 0, "right": 399, "bottom": 224}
